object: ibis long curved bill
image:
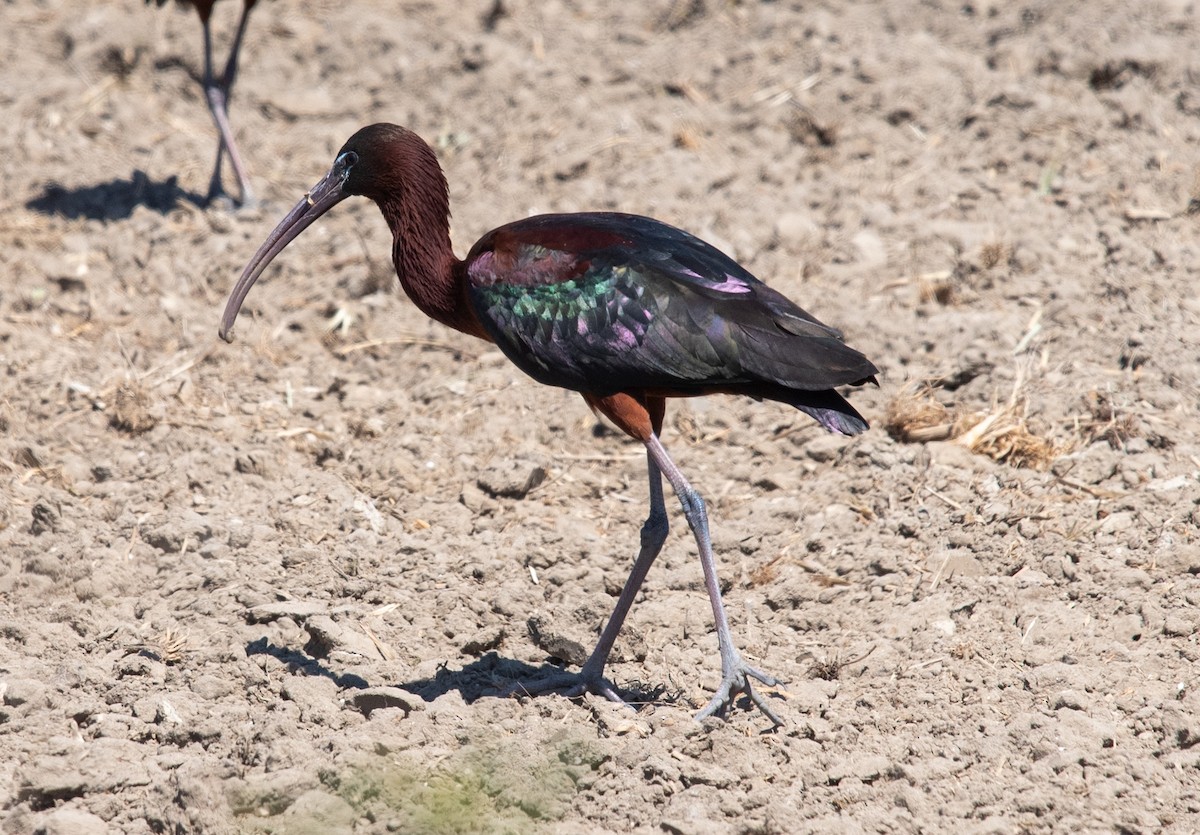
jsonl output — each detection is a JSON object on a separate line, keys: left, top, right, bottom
{"left": 218, "top": 155, "right": 354, "bottom": 342}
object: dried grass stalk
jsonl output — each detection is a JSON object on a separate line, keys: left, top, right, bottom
{"left": 885, "top": 375, "right": 1067, "bottom": 470}
{"left": 885, "top": 383, "right": 962, "bottom": 443}
{"left": 1081, "top": 390, "right": 1139, "bottom": 449}
{"left": 955, "top": 403, "right": 1064, "bottom": 470}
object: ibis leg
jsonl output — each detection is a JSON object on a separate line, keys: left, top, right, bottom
{"left": 199, "top": 20, "right": 229, "bottom": 205}
{"left": 221, "top": 0, "right": 255, "bottom": 98}
{"left": 505, "top": 433, "right": 784, "bottom": 725}
{"left": 576, "top": 453, "right": 669, "bottom": 686}
{"left": 204, "top": 87, "right": 254, "bottom": 206}
{"left": 200, "top": 15, "right": 255, "bottom": 206}
{"left": 644, "top": 433, "right": 784, "bottom": 725}
{"left": 217, "top": 0, "right": 256, "bottom": 205}
{"left": 503, "top": 450, "right": 669, "bottom": 705}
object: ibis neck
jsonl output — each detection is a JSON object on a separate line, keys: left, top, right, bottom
{"left": 379, "top": 198, "right": 488, "bottom": 340}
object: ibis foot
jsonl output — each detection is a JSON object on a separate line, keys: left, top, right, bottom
{"left": 500, "top": 669, "right": 634, "bottom": 710}
{"left": 204, "top": 177, "right": 255, "bottom": 211}
{"left": 695, "top": 660, "right": 785, "bottom": 727}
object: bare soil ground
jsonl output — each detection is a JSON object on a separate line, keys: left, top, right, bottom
{"left": 3, "top": 1, "right": 1199, "bottom": 832}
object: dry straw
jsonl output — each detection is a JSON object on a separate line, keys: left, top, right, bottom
{"left": 885, "top": 367, "right": 1066, "bottom": 470}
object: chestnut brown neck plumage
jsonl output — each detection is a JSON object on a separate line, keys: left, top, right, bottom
{"left": 370, "top": 134, "right": 489, "bottom": 341}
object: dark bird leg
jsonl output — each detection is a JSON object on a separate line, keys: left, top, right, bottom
{"left": 645, "top": 433, "right": 784, "bottom": 725}
{"left": 221, "top": 0, "right": 255, "bottom": 99}
{"left": 574, "top": 449, "right": 670, "bottom": 697}
{"left": 201, "top": 3, "right": 255, "bottom": 207}
{"left": 507, "top": 393, "right": 781, "bottom": 724}
{"left": 198, "top": 17, "right": 229, "bottom": 205}
{"left": 504, "top": 447, "right": 669, "bottom": 706}
{"left": 216, "top": 0, "right": 257, "bottom": 207}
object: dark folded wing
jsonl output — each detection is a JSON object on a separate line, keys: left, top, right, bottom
{"left": 464, "top": 212, "right": 878, "bottom": 397}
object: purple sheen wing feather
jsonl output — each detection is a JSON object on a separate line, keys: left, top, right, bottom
{"left": 463, "top": 212, "right": 876, "bottom": 433}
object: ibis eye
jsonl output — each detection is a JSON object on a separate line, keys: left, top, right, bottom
{"left": 338, "top": 151, "right": 360, "bottom": 169}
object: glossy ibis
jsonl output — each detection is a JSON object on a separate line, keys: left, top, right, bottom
{"left": 220, "top": 124, "right": 878, "bottom": 724}
{"left": 150, "top": 0, "right": 258, "bottom": 206}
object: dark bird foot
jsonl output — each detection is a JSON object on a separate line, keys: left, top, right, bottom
{"left": 498, "top": 661, "right": 785, "bottom": 726}
{"left": 204, "top": 179, "right": 256, "bottom": 211}
{"left": 695, "top": 661, "right": 786, "bottom": 727}
{"left": 497, "top": 668, "right": 636, "bottom": 709}
{"left": 204, "top": 190, "right": 238, "bottom": 212}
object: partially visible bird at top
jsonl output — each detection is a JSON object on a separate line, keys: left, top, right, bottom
{"left": 149, "top": 0, "right": 259, "bottom": 207}
{"left": 219, "top": 124, "right": 879, "bottom": 725}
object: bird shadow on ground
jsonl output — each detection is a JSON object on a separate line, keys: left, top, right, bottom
{"left": 244, "top": 637, "right": 370, "bottom": 690}
{"left": 25, "top": 169, "right": 205, "bottom": 220}
{"left": 398, "top": 651, "right": 675, "bottom": 709}
{"left": 243, "top": 640, "right": 677, "bottom": 712}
